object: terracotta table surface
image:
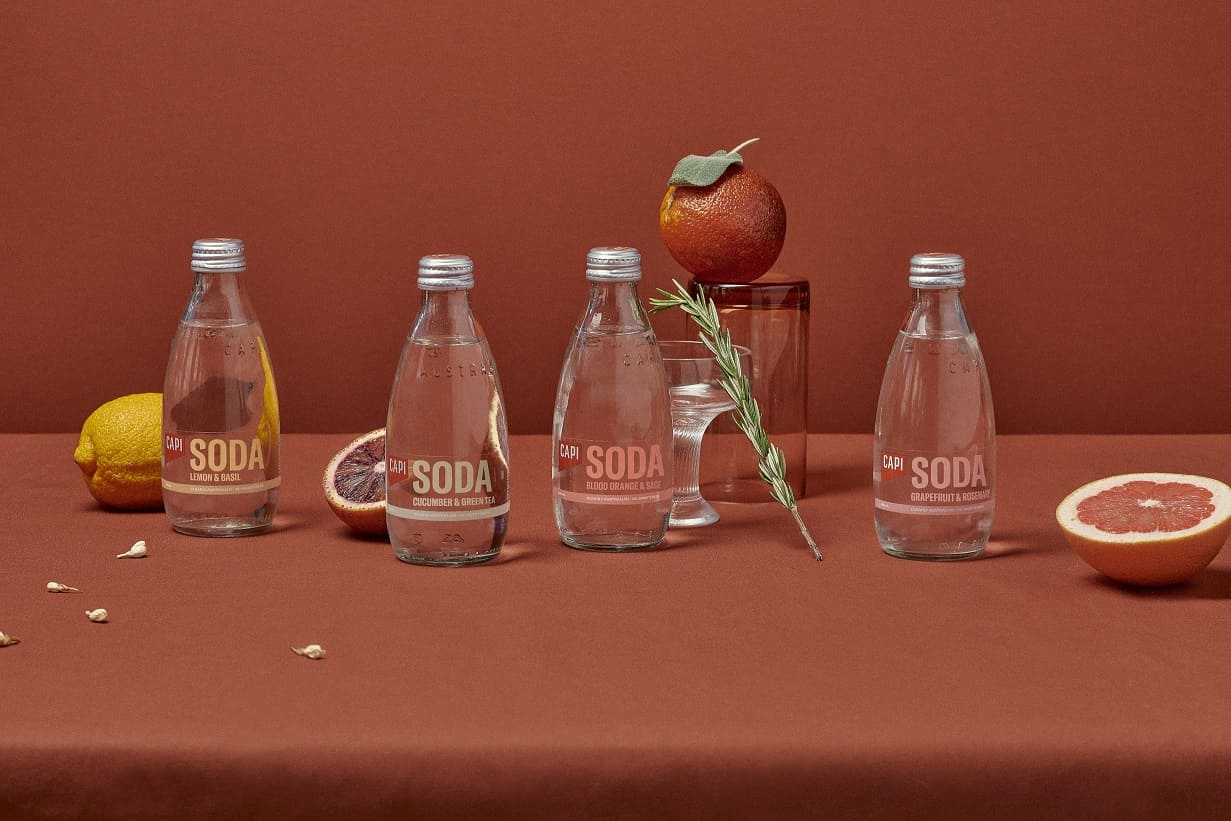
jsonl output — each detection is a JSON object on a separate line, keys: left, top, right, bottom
{"left": 4, "top": 433, "right": 1231, "bottom": 820}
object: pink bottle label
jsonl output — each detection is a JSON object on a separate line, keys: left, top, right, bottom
{"left": 555, "top": 439, "right": 671, "bottom": 505}
{"left": 875, "top": 449, "right": 992, "bottom": 515}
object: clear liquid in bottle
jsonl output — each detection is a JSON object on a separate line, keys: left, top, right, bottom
{"left": 873, "top": 253, "right": 995, "bottom": 560}
{"left": 552, "top": 247, "right": 673, "bottom": 551}
{"left": 385, "top": 254, "right": 509, "bottom": 566}
{"left": 162, "top": 239, "right": 280, "bottom": 537}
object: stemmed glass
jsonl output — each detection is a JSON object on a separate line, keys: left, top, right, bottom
{"left": 660, "top": 340, "right": 752, "bottom": 528}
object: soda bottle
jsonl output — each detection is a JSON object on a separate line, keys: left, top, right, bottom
{"left": 162, "top": 238, "right": 280, "bottom": 536}
{"left": 385, "top": 254, "right": 509, "bottom": 566}
{"left": 873, "top": 252, "right": 996, "bottom": 559}
{"left": 552, "top": 246, "right": 673, "bottom": 550}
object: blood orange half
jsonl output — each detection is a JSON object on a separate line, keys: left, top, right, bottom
{"left": 323, "top": 429, "right": 387, "bottom": 536}
{"left": 1056, "top": 472, "right": 1231, "bottom": 586}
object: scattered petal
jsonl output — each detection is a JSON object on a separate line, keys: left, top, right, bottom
{"left": 86, "top": 608, "right": 108, "bottom": 623}
{"left": 47, "top": 582, "right": 81, "bottom": 593}
{"left": 117, "top": 540, "right": 147, "bottom": 559}
{"left": 0, "top": 632, "right": 20, "bottom": 647}
{"left": 291, "top": 644, "right": 326, "bottom": 660}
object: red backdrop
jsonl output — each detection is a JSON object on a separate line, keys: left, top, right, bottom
{"left": 4, "top": 2, "right": 1229, "bottom": 434}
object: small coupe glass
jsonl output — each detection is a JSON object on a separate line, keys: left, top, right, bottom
{"left": 660, "top": 340, "right": 751, "bottom": 528}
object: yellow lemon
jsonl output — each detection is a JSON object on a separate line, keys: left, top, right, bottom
{"left": 73, "top": 393, "right": 164, "bottom": 510}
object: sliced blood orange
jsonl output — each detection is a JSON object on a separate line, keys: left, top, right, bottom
{"left": 1056, "top": 472, "right": 1231, "bottom": 586}
{"left": 323, "top": 429, "right": 387, "bottom": 536}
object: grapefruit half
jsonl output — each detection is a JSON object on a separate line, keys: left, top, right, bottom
{"left": 1056, "top": 472, "right": 1231, "bottom": 586}
{"left": 323, "top": 429, "right": 387, "bottom": 536}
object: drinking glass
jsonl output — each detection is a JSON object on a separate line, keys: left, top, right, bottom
{"left": 660, "top": 340, "right": 751, "bottom": 528}
{"left": 689, "top": 274, "right": 808, "bottom": 502}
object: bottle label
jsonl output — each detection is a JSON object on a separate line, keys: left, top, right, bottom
{"left": 161, "top": 432, "right": 280, "bottom": 495}
{"left": 874, "top": 448, "right": 992, "bottom": 515}
{"left": 554, "top": 439, "right": 671, "bottom": 505}
{"left": 385, "top": 455, "right": 510, "bottom": 521}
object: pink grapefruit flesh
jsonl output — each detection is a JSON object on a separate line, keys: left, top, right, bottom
{"left": 1056, "top": 472, "right": 1231, "bottom": 586}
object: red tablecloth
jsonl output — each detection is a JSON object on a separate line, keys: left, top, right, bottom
{"left": 4, "top": 433, "right": 1231, "bottom": 819}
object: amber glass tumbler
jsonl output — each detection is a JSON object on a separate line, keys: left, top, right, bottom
{"left": 688, "top": 273, "right": 809, "bottom": 502}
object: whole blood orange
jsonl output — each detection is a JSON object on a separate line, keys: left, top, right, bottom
{"left": 324, "top": 429, "right": 387, "bottom": 535}
{"left": 659, "top": 139, "right": 786, "bottom": 284}
{"left": 1056, "top": 472, "right": 1231, "bottom": 586}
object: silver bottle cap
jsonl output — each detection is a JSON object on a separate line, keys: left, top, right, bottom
{"left": 909, "top": 252, "right": 965, "bottom": 289}
{"left": 586, "top": 247, "right": 641, "bottom": 282}
{"left": 191, "top": 238, "right": 246, "bottom": 272}
{"left": 418, "top": 254, "right": 475, "bottom": 290}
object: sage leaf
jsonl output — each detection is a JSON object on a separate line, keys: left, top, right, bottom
{"left": 667, "top": 137, "right": 760, "bottom": 187}
{"left": 668, "top": 150, "right": 743, "bottom": 187}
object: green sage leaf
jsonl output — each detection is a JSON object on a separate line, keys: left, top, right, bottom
{"left": 667, "top": 150, "right": 744, "bottom": 187}
{"left": 666, "top": 138, "right": 761, "bottom": 187}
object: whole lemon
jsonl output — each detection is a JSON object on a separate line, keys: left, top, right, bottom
{"left": 73, "top": 393, "right": 164, "bottom": 510}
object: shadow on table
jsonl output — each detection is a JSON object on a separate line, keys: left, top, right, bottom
{"left": 664, "top": 513, "right": 795, "bottom": 552}
{"left": 78, "top": 500, "right": 166, "bottom": 517}
{"left": 78, "top": 501, "right": 313, "bottom": 538}
{"left": 486, "top": 540, "right": 557, "bottom": 564}
{"left": 1087, "top": 567, "right": 1231, "bottom": 600}
{"left": 264, "top": 516, "right": 310, "bottom": 536}
{"left": 664, "top": 529, "right": 731, "bottom": 552}
{"left": 980, "top": 530, "right": 1067, "bottom": 560}
{"left": 330, "top": 529, "right": 552, "bottom": 565}
{"left": 335, "top": 527, "right": 391, "bottom": 545}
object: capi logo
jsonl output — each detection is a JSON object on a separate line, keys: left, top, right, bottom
{"left": 880, "top": 452, "right": 988, "bottom": 490}
{"left": 881, "top": 451, "right": 907, "bottom": 481}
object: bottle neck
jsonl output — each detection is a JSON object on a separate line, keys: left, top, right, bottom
{"left": 413, "top": 288, "right": 481, "bottom": 342}
{"left": 184, "top": 271, "right": 256, "bottom": 323}
{"left": 581, "top": 280, "right": 650, "bottom": 333}
{"left": 904, "top": 287, "right": 971, "bottom": 337}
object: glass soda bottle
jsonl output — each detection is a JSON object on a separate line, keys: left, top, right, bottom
{"left": 385, "top": 254, "right": 509, "bottom": 566}
{"left": 873, "top": 252, "right": 996, "bottom": 560}
{"left": 552, "top": 246, "right": 673, "bottom": 550}
{"left": 162, "top": 238, "right": 280, "bottom": 536}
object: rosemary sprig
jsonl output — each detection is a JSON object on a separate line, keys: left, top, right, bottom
{"left": 649, "top": 280, "right": 822, "bottom": 561}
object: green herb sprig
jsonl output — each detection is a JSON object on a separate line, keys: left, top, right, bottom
{"left": 650, "top": 280, "right": 821, "bottom": 561}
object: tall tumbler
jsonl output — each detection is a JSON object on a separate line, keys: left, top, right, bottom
{"left": 688, "top": 273, "right": 809, "bottom": 502}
